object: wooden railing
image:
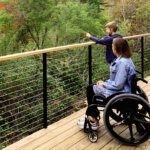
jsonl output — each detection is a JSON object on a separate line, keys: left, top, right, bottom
{"left": 0, "top": 33, "right": 150, "bottom": 62}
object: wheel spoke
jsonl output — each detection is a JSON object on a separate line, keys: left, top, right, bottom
{"left": 133, "top": 118, "right": 150, "bottom": 125}
{"left": 128, "top": 123, "right": 134, "bottom": 140}
{"left": 137, "top": 112, "right": 150, "bottom": 120}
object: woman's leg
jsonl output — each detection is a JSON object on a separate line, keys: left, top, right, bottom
{"left": 86, "top": 84, "right": 99, "bottom": 120}
{"left": 86, "top": 106, "right": 99, "bottom": 119}
{"left": 86, "top": 84, "right": 95, "bottom": 105}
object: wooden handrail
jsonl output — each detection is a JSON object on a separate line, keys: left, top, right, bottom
{"left": 123, "top": 33, "right": 150, "bottom": 40}
{"left": 0, "top": 33, "right": 150, "bottom": 62}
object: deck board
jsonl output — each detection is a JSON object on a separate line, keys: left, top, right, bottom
{"left": 3, "top": 76, "right": 150, "bottom": 150}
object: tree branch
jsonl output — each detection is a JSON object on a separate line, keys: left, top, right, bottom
{"left": 41, "top": 27, "right": 48, "bottom": 49}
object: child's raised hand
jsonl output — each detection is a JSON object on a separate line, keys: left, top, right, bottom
{"left": 86, "top": 33, "right": 91, "bottom": 38}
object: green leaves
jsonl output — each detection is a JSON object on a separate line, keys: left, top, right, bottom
{"left": 50, "top": 1, "right": 108, "bottom": 45}
{"left": 0, "top": 0, "right": 108, "bottom": 54}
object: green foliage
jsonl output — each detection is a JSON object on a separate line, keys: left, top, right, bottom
{"left": 0, "top": 0, "right": 108, "bottom": 54}
{"left": 135, "top": 1, "right": 150, "bottom": 32}
{"left": 46, "top": 0, "right": 108, "bottom": 47}
{"left": 0, "top": 144, "right": 5, "bottom": 149}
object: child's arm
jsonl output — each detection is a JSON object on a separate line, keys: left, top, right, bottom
{"left": 86, "top": 33, "right": 112, "bottom": 46}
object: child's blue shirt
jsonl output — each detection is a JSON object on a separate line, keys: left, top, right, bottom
{"left": 90, "top": 34, "right": 122, "bottom": 63}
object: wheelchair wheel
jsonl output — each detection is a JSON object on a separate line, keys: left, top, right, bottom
{"left": 104, "top": 94, "right": 150, "bottom": 145}
{"left": 109, "top": 88, "right": 149, "bottom": 122}
{"left": 88, "top": 131, "right": 98, "bottom": 143}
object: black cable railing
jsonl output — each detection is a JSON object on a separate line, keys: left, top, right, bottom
{"left": 0, "top": 33, "right": 150, "bottom": 149}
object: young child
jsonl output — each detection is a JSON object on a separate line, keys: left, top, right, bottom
{"left": 86, "top": 21, "right": 122, "bottom": 64}
{"left": 78, "top": 38, "right": 136, "bottom": 129}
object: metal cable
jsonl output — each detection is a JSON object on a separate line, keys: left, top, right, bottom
{"left": 0, "top": 73, "right": 42, "bottom": 88}
{"left": 1, "top": 122, "right": 43, "bottom": 145}
{"left": 0, "top": 83, "right": 42, "bottom": 99}
{"left": 0, "top": 114, "right": 43, "bottom": 138}
{"left": 0, "top": 91, "right": 43, "bottom": 112}
{"left": 0, "top": 98, "right": 42, "bottom": 122}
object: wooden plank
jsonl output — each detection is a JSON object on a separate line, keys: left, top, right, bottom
{"left": 3, "top": 108, "right": 86, "bottom": 150}
{"left": 134, "top": 138, "right": 150, "bottom": 150}
{"left": 2, "top": 129, "right": 48, "bottom": 150}
{"left": 47, "top": 108, "right": 86, "bottom": 130}
{"left": 34, "top": 111, "right": 104, "bottom": 150}
{"left": 67, "top": 134, "right": 91, "bottom": 150}
{"left": 117, "top": 146, "right": 136, "bottom": 150}
{"left": 137, "top": 77, "right": 150, "bottom": 89}
{"left": 84, "top": 125, "right": 127, "bottom": 150}
{"left": 50, "top": 130, "right": 86, "bottom": 150}
{"left": 100, "top": 139, "right": 121, "bottom": 150}
{"left": 84, "top": 132, "right": 113, "bottom": 150}
{"left": 101, "top": 126, "right": 137, "bottom": 150}
{"left": 142, "top": 85, "right": 150, "bottom": 91}
{"left": 34, "top": 125, "right": 84, "bottom": 150}
{"left": 68, "top": 125, "right": 107, "bottom": 150}
{"left": 51, "top": 117, "right": 105, "bottom": 150}
{"left": 18, "top": 113, "right": 86, "bottom": 150}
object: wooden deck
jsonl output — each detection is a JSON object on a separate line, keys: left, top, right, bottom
{"left": 3, "top": 76, "right": 150, "bottom": 150}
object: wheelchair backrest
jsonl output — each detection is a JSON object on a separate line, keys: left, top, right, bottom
{"left": 130, "top": 74, "right": 148, "bottom": 94}
{"left": 130, "top": 74, "right": 137, "bottom": 94}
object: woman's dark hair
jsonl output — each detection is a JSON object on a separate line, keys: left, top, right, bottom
{"left": 113, "top": 38, "right": 132, "bottom": 58}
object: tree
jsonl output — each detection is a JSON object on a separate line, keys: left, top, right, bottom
{"left": 0, "top": 0, "right": 55, "bottom": 55}
{"left": 106, "top": 0, "right": 150, "bottom": 35}
{"left": 48, "top": 0, "right": 108, "bottom": 46}
{"left": 0, "top": 0, "right": 109, "bottom": 54}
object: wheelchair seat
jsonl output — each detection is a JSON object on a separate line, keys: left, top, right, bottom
{"left": 92, "top": 93, "right": 125, "bottom": 106}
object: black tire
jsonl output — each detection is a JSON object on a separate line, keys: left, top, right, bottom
{"left": 104, "top": 93, "right": 150, "bottom": 145}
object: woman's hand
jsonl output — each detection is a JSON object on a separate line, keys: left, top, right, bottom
{"left": 96, "top": 80, "right": 104, "bottom": 86}
{"left": 86, "top": 33, "right": 91, "bottom": 38}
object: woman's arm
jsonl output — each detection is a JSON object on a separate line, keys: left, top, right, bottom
{"left": 102, "top": 62, "right": 128, "bottom": 90}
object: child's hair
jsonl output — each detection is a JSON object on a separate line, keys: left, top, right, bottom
{"left": 113, "top": 38, "right": 132, "bottom": 58}
{"left": 105, "top": 22, "right": 118, "bottom": 32}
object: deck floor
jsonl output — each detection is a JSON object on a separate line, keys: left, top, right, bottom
{"left": 3, "top": 76, "right": 150, "bottom": 150}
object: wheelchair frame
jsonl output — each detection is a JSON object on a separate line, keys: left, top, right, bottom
{"left": 84, "top": 76, "right": 150, "bottom": 145}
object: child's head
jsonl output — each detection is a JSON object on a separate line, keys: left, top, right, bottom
{"left": 105, "top": 22, "right": 118, "bottom": 35}
{"left": 112, "top": 38, "right": 132, "bottom": 58}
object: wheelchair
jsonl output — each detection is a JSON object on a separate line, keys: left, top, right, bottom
{"left": 84, "top": 74, "right": 150, "bottom": 145}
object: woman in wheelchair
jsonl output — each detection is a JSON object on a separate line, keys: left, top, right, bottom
{"left": 77, "top": 38, "right": 150, "bottom": 144}
{"left": 78, "top": 38, "right": 136, "bottom": 129}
